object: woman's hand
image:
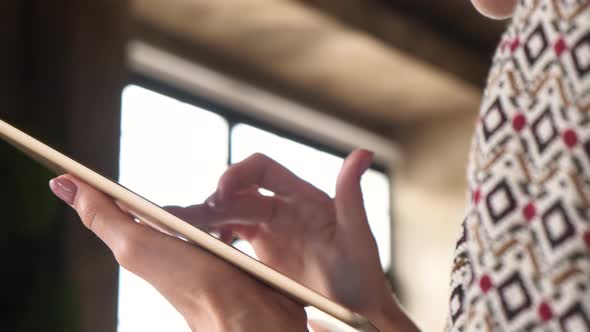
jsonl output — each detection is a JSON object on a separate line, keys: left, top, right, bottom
{"left": 166, "top": 150, "right": 418, "bottom": 332}
{"left": 49, "top": 175, "right": 308, "bottom": 332}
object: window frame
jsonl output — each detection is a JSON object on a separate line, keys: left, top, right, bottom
{"left": 130, "top": 73, "right": 391, "bottom": 173}
{"left": 126, "top": 40, "right": 400, "bottom": 277}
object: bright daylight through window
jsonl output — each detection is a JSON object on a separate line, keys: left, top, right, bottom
{"left": 118, "top": 85, "right": 392, "bottom": 332}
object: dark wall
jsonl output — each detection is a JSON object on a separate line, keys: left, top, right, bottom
{"left": 0, "top": 1, "right": 128, "bottom": 331}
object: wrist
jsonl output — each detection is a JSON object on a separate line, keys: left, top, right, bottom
{"left": 186, "top": 288, "right": 307, "bottom": 332}
{"left": 365, "top": 294, "right": 420, "bottom": 332}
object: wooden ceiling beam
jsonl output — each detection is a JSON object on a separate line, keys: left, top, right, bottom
{"left": 131, "top": 0, "right": 482, "bottom": 123}
{"left": 298, "top": 0, "right": 498, "bottom": 86}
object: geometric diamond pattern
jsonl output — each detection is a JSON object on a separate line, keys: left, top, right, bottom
{"left": 446, "top": 0, "right": 590, "bottom": 331}
{"left": 541, "top": 200, "right": 575, "bottom": 248}
{"left": 482, "top": 98, "right": 508, "bottom": 141}
{"left": 450, "top": 285, "right": 464, "bottom": 323}
{"left": 584, "top": 140, "right": 590, "bottom": 160}
{"left": 485, "top": 179, "right": 517, "bottom": 224}
{"left": 497, "top": 272, "right": 532, "bottom": 321}
{"left": 559, "top": 303, "right": 590, "bottom": 331}
{"left": 531, "top": 107, "right": 558, "bottom": 154}
{"left": 525, "top": 24, "right": 548, "bottom": 67}
{"left": 572, "top": 32, "right": 590, "bottom": 79}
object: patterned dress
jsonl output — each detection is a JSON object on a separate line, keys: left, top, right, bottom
{"left": 447, "top": 0, "right": 590, "bottom": 331}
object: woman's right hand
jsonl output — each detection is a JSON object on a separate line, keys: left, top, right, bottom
{"left": 166, "top": 150, "right": 419, "bottom": 332}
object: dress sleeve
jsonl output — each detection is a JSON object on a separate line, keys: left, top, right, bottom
{"left": 446, "top": 1, "right": 590, "bottom": 331}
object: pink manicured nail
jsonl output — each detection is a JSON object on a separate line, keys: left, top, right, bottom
{"left": 49, "top": 178, "right": 77, "bottom": 205}
{"left": 359, "top": 150, "right": 374, "bottom": 175}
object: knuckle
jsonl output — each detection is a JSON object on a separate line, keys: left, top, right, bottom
{"left": 218, "top": 164, "right": 238, "bottom": 186}
{"left": 219, "top": 153, "right": 272, "bottom": 186}
{"left": 113, "top": 234, "right": 139, "bottom": 269}
{"left": 305, "top": 189, "right": 332, "bottom": 208}
{"left": 299, "top": 194, "right": 333, "bottom": 220}
{"left": 77, "top": 202, "right": 99, "bottom": 231}
{"left": 313, "top": 188, "right": 332, "bottom": 202}
{"left": 249, "top": 152, "right": 270, "bottom": 162}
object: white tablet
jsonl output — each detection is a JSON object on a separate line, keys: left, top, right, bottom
{"left": 0, "top": 118, "right": 377, "bottom": 332}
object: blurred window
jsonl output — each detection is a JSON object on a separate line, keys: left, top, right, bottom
{"left": 117, "top": 84, "right": 391, "bottom": 332}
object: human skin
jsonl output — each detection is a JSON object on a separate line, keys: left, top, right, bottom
{"left": 164, "top": 151, "right": 419, "bottom": 332}
{"left": 50, "top": 150, "right": 418, "bottom": 332}
{"left": 471, "top": 0, "right": 518, "bottom": 19}
{"left": 49, "top": 174, "right": 308, "bottom": 331}
{"left": 48, "top": 3, "right": 518, "bottom": 332}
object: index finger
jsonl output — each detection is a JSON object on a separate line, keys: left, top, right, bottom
{"left": 218, "top": 153, "right": 317, "bottom": 199}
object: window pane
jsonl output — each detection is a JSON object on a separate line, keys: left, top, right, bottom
{"left": 231, "top": 124, "right": 391, "bottom": 271}
{"left": 118, "top": 85, "right": 229, "bottom": 332}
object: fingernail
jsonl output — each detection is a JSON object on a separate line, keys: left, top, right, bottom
{"left": 49, "top": 178, "right": 77, "bottom": 205}
{"left": 359, "top": 150, "right": 374, "bottom": 176}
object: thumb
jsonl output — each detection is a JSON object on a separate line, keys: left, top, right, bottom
{"left": 334, "top": 149, "right": 373, "bottom": 232}
{"left": 49, "top": 174, "right": 139, "bottom": 259}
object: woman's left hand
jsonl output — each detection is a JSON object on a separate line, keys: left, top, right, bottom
{"left": 49, "top": 175, "right": 309, "bottom": 332}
